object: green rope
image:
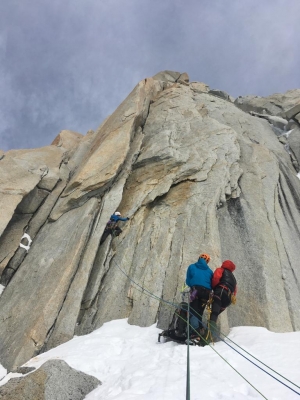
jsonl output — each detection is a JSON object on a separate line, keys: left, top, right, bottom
{"left": 179, "top": 302, "right": 299, "bottom": 391}
{"left": 108, "top": 232, "right": 295, "bottom": 397}
{"left": 112, "top": 258, "right": 269, "bottom": 400}
{"left": 186, "top": 303, "right": 300, "bottom": 392}
{"left": 186, "top": 296, "right": 191, "bottom": 400}
{"left": 110, "top": 223, "right": 298, "bottom": 388}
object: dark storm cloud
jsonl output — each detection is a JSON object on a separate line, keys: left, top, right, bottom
{"left": 0, "top": 0, "right": 299, "bottom": 150}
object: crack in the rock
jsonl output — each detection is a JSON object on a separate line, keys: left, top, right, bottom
{"left": 275, "top": 183, "right": 298, "bottom": 331}
{"left": 31, "top": 337, "right": 38, "bottom": 347}
{"left": 40, "top": 203, "right": 99, "bottom": 352}
{"left": 1, "top": 178, "right": 69, "bottom": 286}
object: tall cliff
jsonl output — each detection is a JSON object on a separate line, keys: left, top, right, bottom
{"left": 0, "top": 71, "right": 300, "bottom": 371}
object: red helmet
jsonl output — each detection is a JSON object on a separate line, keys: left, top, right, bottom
{"left": 199, "top": 253, "right": 210, "bottom": 263}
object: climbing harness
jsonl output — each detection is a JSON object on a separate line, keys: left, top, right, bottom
{"left": 231, "top": 293, "right": 237, "bottom": 304}
{"left": 110, "top": 256, "right": 300, "bottom": 398}
{"left": 204, "top": 291, "right": 214, "bottom": 344}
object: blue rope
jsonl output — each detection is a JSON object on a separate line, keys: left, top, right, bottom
{"left": 183, "top": 309, "right": 300, "bottom": 396}
{"left": 224, "top": 340, "right": 300, "bottom": 396}
{"left": 129, "top": 281, "right": 269, "bottom": 399}
{"left": 111, "top": 256, "right": 299, "bottom": 397}
{"left": 217, "top": 330, "right": 300, "bottom": 390}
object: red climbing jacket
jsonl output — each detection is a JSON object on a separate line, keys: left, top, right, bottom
{"left": 212, "top": 260, "right": 237, "bottom": 295}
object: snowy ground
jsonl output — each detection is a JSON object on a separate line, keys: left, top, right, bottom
{"left": 0, "top": 319, "right": 299, "bottom": 399}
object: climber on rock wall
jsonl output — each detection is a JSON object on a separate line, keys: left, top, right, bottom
{"left": 100, "top": 211, "right": 129, "bottom": 244}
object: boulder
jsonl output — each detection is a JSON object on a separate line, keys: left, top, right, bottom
{"left": 152, "top": 70, "right": 182, "bottom": 83}
{"left": 178, "top": 72, "right": 190, "bottom": 83}
{"left": 190, "top": 81, "right": 210, "bottom": 93}
{"left": 0, "top": 359, "right": 100, "bottom": 400}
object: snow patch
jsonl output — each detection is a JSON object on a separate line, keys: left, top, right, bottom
{"left": 0, "top": 320, "right": 299, "bottom": 399}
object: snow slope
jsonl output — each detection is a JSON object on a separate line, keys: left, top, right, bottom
{"left": 0, "top": 319, "right": 299, "bottom": 399}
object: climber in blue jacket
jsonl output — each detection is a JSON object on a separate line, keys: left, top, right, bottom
{"left": 110, "top": 211, "right": 129, "bottom": 223}
{"left": 186, "top": 253, "right": 213, "bottom": 336}
{"left": 100, "top": 211, "right": 129, "bottom": 244}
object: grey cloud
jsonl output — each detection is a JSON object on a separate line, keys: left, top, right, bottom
{"left": 0, "top": 0, "right": 299, "bottom": 150}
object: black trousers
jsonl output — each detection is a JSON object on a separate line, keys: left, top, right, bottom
{"left": 190, "top": 286, "right": 211, "bottom": 326}
{"left": 210, "top": 287, "right": 231, "bottom": 322}
{"left": 100, "top": 226, "right": 122, "bottom": 244}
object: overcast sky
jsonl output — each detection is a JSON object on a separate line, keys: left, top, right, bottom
{"left": 1, "top": 0, "right": 299, "bottom": 151}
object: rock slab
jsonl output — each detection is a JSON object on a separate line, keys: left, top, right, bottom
{"left": 0, "top": 359, "right": 100, "bottom": 400}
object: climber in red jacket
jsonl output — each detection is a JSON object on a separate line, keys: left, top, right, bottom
{"left": 211, "top": 259, "right": 237, "bottom": 322}
{"left": 204, "top": 260, "right": 237, "bottom": 343}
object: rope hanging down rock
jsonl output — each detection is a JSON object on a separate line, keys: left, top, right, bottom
{"left": 109, "top": 257, "right": 271, "bottom": 399}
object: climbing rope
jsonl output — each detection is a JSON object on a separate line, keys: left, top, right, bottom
{"left": 220, "top": 333, "right": 300, "bottom": 390}
{"left": 111, "top": 257, "right": 269, "bottom": 399}
{"left": 168, "top": 284, "right": 300, "bottom": 395}
{"left": 112, "top": 255, "right": 300, "bottom": 396}
{"left": 188, "top": 301, "right": 300, "bottom": 396}
{"left": 186, "top": 296, "right": 191, "bottom": 400}
{"left": 128, "top": 275, "right": 300, "bottom": 398}
{"left": 106, "top": 233, "right": 299, "bottom": 397}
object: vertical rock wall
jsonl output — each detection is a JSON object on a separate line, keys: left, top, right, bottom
{"left": 0, "top": 71, "right": 299, "bottom": 371}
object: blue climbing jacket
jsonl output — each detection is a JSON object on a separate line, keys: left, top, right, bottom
{"left": 110, "top": 214, "right": 129, "bottom": 222}
{"left": 186, "top": 258, "right": 213, "bottom": 289}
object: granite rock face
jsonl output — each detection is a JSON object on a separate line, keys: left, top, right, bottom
{"left": 0, "top": 359, "right": 100, "bottom": 400}
{"left": 0, "top": 71, "right": 300, "bottom": 371}
{"left": 234, "top": 89, "right": 300, "bottom": 116}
